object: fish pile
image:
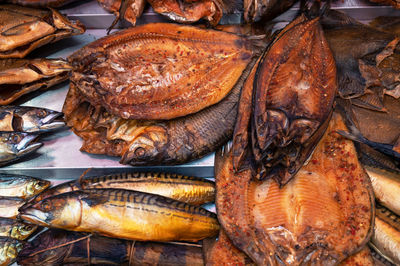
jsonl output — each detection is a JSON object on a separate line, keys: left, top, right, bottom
{"left": 0, "top": 173, "right": 50, "bottom": 265}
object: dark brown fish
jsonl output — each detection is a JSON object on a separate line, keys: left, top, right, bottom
{"left": 4, "top": 0, "right": 79, "bottom": 7}
{"left": 243, "top": 0, "right": 297, "bottom": 23}
{"left": 17, "top": 229, "right": 204, "bottom": 265}
{"left": 369, "top": 16, "right": 400, "bottom": 35}
{"left": 368, "top": 0, "right": 400, "bottom": 8}
{"left": 217, "top": 112, "right": 374, "bottom": 265}
{"left": 0, "top": 5, "right": 85, "bottom": 58}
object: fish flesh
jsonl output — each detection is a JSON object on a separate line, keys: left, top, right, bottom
{"left": 68, "top": 23, "right": 253, "bottom": 120}
{"left": 0, "top": 218, "right": 37, "bottom": 240}
{"left": 243, "top": 0, "right": 297, "bottom": 23}
{"left": 20, "top": 188, "right": 219, "bottom": 242}
{"left": 364, "top": 164, "right": 400, "bottom": 216}
{"left": 5, "top": 0, "right": 80, "bottom": 7}
{"left": 32, "top": 172, "right": 214, "bottom": 206}
{"left": 0, "top": 59, "right": 72, "bottom": 105}
{"left": 97, "top": 0, "right": 146, "bottom": 29}
{"left": 0, "top": 106, "right": 64, "bottom": 133}
{"left": 0, "top": 173, "right": 49, "bottom": 199}
{"left": 0, "top": 237, "right": 23, "bottom": 266}
{"left": 0, "top": 197, "right": 25, "bottom": 218}
{"left": 340, "top": 246, "right": 374, "bottom": 265}
{"left": 217, "top": 112, "right": 374, "bottom": 264}
{"left": 203, "top": 230, "right": 254, "bottom": 265}
{"left": 64, "top": 50, "right": 261, "bottom": 165}
{"left": 0, "top": 132, "right": 42, "bottom": 166}
{"left": 233, "top": 13, "right": 337, "bottom": 185}
{"left": 0, "top": 5, "right": 85, "bottom": 58}
{"left": 371, "top": 205, "right": 400, "bottom": 265}
{"left": 17, "top": 229, "right": 204, "bottom": 265}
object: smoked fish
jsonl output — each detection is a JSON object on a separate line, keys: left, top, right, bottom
{"left": 340, "top": 247, "right": 375, "bottom": 265}
{"left": 97, "top": 0, "right": 146, "bottom": 28}
{"left": 0, "top": 237, "right": 23, "bottom": 266}
{"left": 0, "top": 132, "right": 42, "bottom": 167}
{"left": 243, "top": 0, "right": 297, "bottom": 23}
{"left": 32, "top": 172, "right": 214, "bottom": 206}
{"left": 0, "top": 173, "right": 49, "bottom": 199}
{"left": 4, "top": 0, "right": 79, "bottom": 7}
{"left": 20, "top": 188, "right": 219, "bottom": 242}
{"left": 217, "top": 112, "right": 374, "bottom": 265}
{"left": 0, "top": 197, "right": 25, "bottom": 218}
{"left": 0, "top": 218, "right": 37, "bottom": 240}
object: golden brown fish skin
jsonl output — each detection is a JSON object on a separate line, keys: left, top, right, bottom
{"left": 372, "top": 205, "right": 400, "bottom": 265}
{"left": 0, "top": 173, "right": 50, "bottom": 199}
{"left": 0, "top": 237, "right": 23, "bottom": 266}
{"left": 97, "top": 0, "right": 146, "bottom": 26}
{"left": 216, "top": 112, "right": 375, "bottom": 265}
{"left": 69, "top": 23, "right": 253, "bottom": 120}
{"left": 20, "top": 188, "right": 219, "bottom": 242}
{"left": 0, "top": 58, "right": 71, "bottom": 105}
{"left": 32, "top": 172, "right": 215, "bottom": 206}
{"left": 203, "top": 230, "right": 255, "bottom": 266}
{"left": 0, "top": 197, "right": 25, "bottom": 218}
{"left": 243, "top": 0, "right": 297, "bottom": 23}
{"left": 340, "top": 246, "right": 374, "bottom": 265}
{"left": 0, "top": 218, "right": 37, "bottom": 240}
{"left": 18, "top": 229, "right": 204, "bottom": 266}
{"left": 5, "top": 0, "right": 79, "bottom": 7}
{"left": 0, "top": 5, "right": 85, "bottom": 59}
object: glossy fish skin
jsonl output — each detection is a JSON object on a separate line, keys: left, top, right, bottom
{"left": 0, "top": 59, "right": 72, "bottom": 105}
{"left": 18, "top": 229, "right": 204, "bottom": 266}
{"left": 372, "top": 205, "right": 400, "bottom": 265}
{"left": 5, "top": 0, "right": 79, "bottom": 7}
{"left": 32, "top": 172, "right": 214, "bottom": 206}
{"left": 0, "top": 173, "right": 49, "bottom": 199}
{"left": 68, "top": 23, "right": 253, "bottom": 120}
{"left": 0, "top": 132, "right": 42, "bottom": 167}
{"left": 0, "top": 106, "right": 64, "bottom": 133}
{"left": 243, "top": 0, "right": 297, "bottom": 23}
{"left": 0, "top": 218, "right": 37, "bottom": 240}
{"left": 0, "top": 197, "right": 24, "bottom": 218}
{"left": 216, "top": 112, "right": 374, "bottom": 265}
{"left": 97, "top": 0, "right": 146, "bottom": 27}
{"left": 20, "top": 188, "right": 219, "bottom": 242}
{"left": 0, "top": 237, "right": 23, "bottom": 266}
{"left": 0, "top": 5, "right": 85, "bottom": 58}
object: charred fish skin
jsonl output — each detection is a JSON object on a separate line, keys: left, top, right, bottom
{"left": 0, "top": 218, "right": 37, "bottom": 240}
{"left": 0, "top": 173, "right": 50, "bottom": 199}
{"left": 0, "top": 59, "right": 72, "bottom": 105}
{"left": 0, "top": 197, "right": 25, "bottom": 219}
{"left": 20, "top": 188, "right": 220, "bottom": 242}
{"left": 0, "top": 132, "right": 42, "bottom": 167}
{"left": 0, "top": 237, "right": 23, "bottom": 266}
{"left": 32, "top": 172, "right": 215, "bottom": 206}
{"left": 68, "top": 23, "right": 253, "bottom": 120}
{"left": 372, "top": 205, "right": 400, "bottom": 265}
{"left": 0, "top": 4, "right": 85, "bottom": 58}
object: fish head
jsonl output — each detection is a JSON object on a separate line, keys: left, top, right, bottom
{"left": 121, "top": 125, "right": 169, "bottom": 165}
{"left": 25, "top": 179, "right": 51, "bottom": 199}
{"left": 19, "top": 193, "right": 82, "bottom": 229}
{"left": 0, "top": 132, "right": 42, "bottom": 164}
{"left": 0, "top": 238, "right": 23, "bottom": 265}
{"left": 11, "top": 223, "right": 37, "bottom": 240}
{"left": 18, "top": 108, "right": 65, "bottom": 133}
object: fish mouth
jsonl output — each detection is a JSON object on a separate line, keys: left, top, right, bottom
{"left": 19, "top": 209, "right": 50, "bottom": 227}
{"left": 40, "top": 111, "right": 65, "bottom": 131}
{"left": 16, "top": 135, "right": 42, "bottom": 156}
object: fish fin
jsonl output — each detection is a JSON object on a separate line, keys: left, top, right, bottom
{"left": 75, "top": 168, "right": 92, "bottom": 189}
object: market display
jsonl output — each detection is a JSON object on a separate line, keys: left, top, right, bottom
{"left": 0, "top": 1, "right": 398, "bottom": 265}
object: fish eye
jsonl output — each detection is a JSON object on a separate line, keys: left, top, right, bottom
{"left": 134, "top": 147, "right": 146, "bottom": 157}
{"left": 37, "top": 110, "right": 47, "bottom": 117}
{"left": 10, "top": 134, "right": 21, "bottom": 143}
{"left": 41, "top": 200, "right": 52, "bottom": 211}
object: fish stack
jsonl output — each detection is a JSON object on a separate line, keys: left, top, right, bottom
{"left": 0, "top": 173, "right": 50, "bottom": 265}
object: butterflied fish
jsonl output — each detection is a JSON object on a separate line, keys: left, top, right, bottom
{"left": 0, "top": 197, "right": 25, "bottom": 218}
{"left": 0, "top": 59, "right": 72, "bottom": 105}
{"left": 0, "top": 173, "right": 49, "bottom": 199}
{"left": 17, "top": 229, "right": 204, "bottom": 266}
{"left": 216, "top": 112, "right": 374, "bottom": 265}
{"left": 0, "top": 237, "right": 23, "bottom": 266}
{"left": 0, "top": 218, "right": 37, "bottom": 240}
{"left": 0, "top": 132, "right": 42, "bottom": 167}
{"left": 32, "top": 172, "right": 214, "bottom": 206}
{"left": 340, "top": 246, "right": 374, "bottom": 265}
{"left": 0, "top": 5, "right": 85, "bottom": 58}
{"left": 20, "top": 188, "right": 219, "bottom": 242}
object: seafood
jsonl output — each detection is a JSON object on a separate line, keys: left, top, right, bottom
{"left": 233, "top": 13, "right": 337, "bottom": 185}
{"left": 5, "top": 0, "right": 80, "bottom": 7}
{"left": 0, "top": 218, "right": 37, "bottom": 240}
{"left": 340, "top": 247, "right": 374, "bottom": 265}
{"left": 68, "top": 23, "right": 253, "bottom": 120}
{"left": 217, "top": 112, "right": 374, "bottom": 264}
{"left": 0, "top": 59, "right": 71, "bottom": 105}
{"left": 244, "top": 0, "right": 297, "bottom": 23}
{"left": 0, "top": 197, "right": 24, "bottom": 218}
{"left": 0, "top": 173, "right": 49, "bottom": 199}
{"left": 0, "top": 132, "right": 42, "bottom": 166}
{"left": 369, "top": 16, "right": 400, "bottom": 35}
{"left": 0, "top": 5, "right": 85, "bottom": 58}
{"left": 371, "top": 205, "right": 400, "bottom": 265}
{"left": 32, "top": 172, "right": 214, "bottom": 206}
{"left": 369, "top": 0, "right": 400, "bottom": 8}
{"left": 322, "top": 10, "right": 397, "bottom": 103}
{"left": 97, "top": 0, "right": 146, "bottom": 28}
{"left": 0, "top": 237, "right": 23, "bottom": 266}
{"left": 365, "top": 164, "right": 400, "bottom": 216}
{"left": 370, "top": 244, "right": 396, "bottom": 266}
{"left": 20, "top": 188, "right": 219, "bottom": 242}
{"left": 18, "top": 229, "right": 204, "bottom": 265}
{"left": 0, "top": 106, "right": 64, "bottom": 132}
{"left": 64, "top": 51, "right": 261, "bottom": 166}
